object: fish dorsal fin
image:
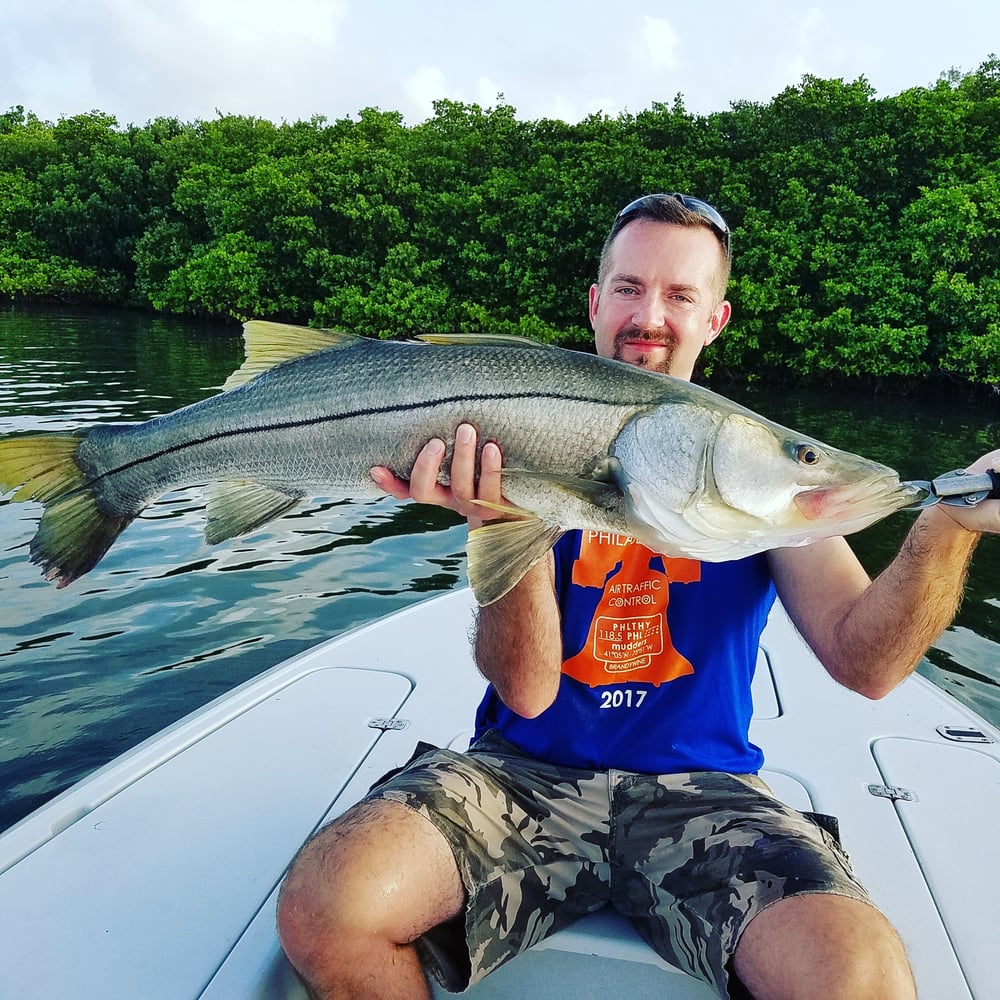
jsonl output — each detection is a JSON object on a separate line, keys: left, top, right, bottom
{"left": 415, "top": 332, "right": 553, "bottom": 349}
{"left": 224, "top": 321, "right": 357, "bottom": 390}
{"left": 467, "top": 517, "right": 565, "bottom": 606}
{"left": 205, "top": 480, "right": 304, "bottom": 544}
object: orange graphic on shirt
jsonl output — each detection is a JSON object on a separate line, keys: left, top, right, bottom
{"left": 561, "top": 532, "right": 701, "bottom": 688}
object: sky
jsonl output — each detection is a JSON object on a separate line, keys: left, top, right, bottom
{"left": 3, "top": 1, "right": 998, "bottom": 127}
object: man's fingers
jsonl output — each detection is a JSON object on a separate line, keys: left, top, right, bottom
{"left": 448, "top": 424, "right": 478, "bottom": 504}
{"left": 370, "top": 466, "right": 410, "bottom": 500}
{"left": 934, "top": 448, "right": 1000, "bottom": 536}
{"left": 407, "top": 438, "right": 448, "bottom": 504}
{"left": 370, "top": 437, "right": 449, "bottom": 505}
{"left": 369, "top": 424, "right": 505, "bottom": 522}
{"left": 478, "top": 441, "right": 504, "bottom": 506}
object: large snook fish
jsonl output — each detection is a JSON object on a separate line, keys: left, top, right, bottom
{"left": 0, "top": 321, "right": 925, "bottom": 604}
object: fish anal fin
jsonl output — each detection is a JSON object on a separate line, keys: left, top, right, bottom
{"left": 467, "top": 517, "right": 565, "bottom": 606}
{"left": 224, "top": 321, "right": 357, "bottom": 390}
{"left": 205, "top": 481, "right": 304, "bottom": 544}
{"left": 470, "top": 498, "right": 534, "bottom": 518}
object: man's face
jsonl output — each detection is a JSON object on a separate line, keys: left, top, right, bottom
{"left": 589, "top": 220, "right": 731, "bottom": 381}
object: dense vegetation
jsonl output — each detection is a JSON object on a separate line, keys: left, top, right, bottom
{"left": 2, "top": 58, "right": 999, "bottom": 383}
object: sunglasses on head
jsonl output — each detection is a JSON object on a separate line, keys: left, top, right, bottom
{"left": 611, "top": 193, "right": 731, "bottom": 256}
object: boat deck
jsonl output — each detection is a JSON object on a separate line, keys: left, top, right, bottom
{"left": 1, "top": 589, "right": 997, "bottom": 998}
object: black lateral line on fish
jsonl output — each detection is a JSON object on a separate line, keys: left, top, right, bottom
{"left": 79, "top": 388, "right": 621, "bottom": 492}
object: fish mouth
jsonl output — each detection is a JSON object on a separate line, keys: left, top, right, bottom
{"left": 793, "top": 477, "right": 926, "bottom": 522}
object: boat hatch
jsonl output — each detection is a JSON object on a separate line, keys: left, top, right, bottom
{"left": 872, "top": 738, "right": 1000, "bottom": 1000}
{"left": 0, "top": 667, "right": 412, "bottom": 1000}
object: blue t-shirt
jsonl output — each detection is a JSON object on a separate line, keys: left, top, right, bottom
{"left": 473, "top": 530, "right": 776, "bottom": 774}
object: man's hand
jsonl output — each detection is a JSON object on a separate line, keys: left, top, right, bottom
{"left": 370, "top": 423, "right": 504, "bottom": 529}
{"left": 934, "top": 449, "right": 1000, "bottom": 536}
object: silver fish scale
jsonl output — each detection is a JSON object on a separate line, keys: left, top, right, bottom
{"left": 76, "top": 338, "right": 678, "bottom": 517}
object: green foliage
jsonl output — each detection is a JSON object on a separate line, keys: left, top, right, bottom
{"left": 2, "top": 56, "right": 1000, "bottom": 385}
{"left": 315, "top": 241, "right": 452, "bottom": 337}
{"left": 0, "top": 234, "right": 121, "bottom": 300}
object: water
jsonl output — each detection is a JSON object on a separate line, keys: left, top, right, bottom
{"left": 1, "top": 307, "right": 998, "bottom": 832}
{"left": 0, "top": 308, "right": 470, "bottom": 829}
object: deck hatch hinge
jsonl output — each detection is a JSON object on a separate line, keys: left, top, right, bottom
{"left": 867, "top": 783, "right": 918, "bottom": 803}
{"left": 368, "top": 717, "right": 411, "bottom": 732}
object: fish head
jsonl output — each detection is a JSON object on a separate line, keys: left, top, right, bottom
{"left": 709, "top": 412, "right": 924, "bottom": 536}
{"left": 612, "top": 403, "right": 925, "bottom": 560}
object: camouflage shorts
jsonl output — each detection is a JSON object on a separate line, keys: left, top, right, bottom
{"left": 367, "top": 731, "right": 871, "bottom": 997}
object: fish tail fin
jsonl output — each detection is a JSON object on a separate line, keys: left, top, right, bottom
{"left": 0, "top": 433, "right": 130, "bottom": 587}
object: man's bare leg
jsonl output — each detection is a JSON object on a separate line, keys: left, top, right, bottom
{"left": 277, "top": 799, "right": 466, "bottom": 1000}
{"left": 733, "top": 893, "right": 916, "bottom": 999}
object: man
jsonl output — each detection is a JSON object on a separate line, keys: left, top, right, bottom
{"left": 278, "top": 194, "right": 1000, "bottom": 998}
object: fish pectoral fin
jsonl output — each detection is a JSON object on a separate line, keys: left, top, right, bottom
{"left": 502, "top": 469, "right": 624, "bottom": 510}
{"left": 224, "top": 321, "right": 357, "bottom": 390}
{"left": 467, "top": 517, "right": 564, "bottom": 606}
{"left": 470, "top": 498, "right": 534, "bottom": 517}
{"left": 205, "top": 481, "right": 304, "bottom": 544}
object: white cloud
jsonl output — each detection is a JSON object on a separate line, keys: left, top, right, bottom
{"left": 3, "top": 0, "right": 351, "bottom": 124}
{"left": 640, "top": 15, "right": 681, "bottom": 74}
{"left": 773, "top": 5, "right": 880, "bottom": 92}
{"left": 401, "top": 69, "right": 507, "bottom": 123}
{"left": 0, "top": 0, "right": 996, "bottom": 127}
{"left": 403, "top": 66, "right": 450, "bottom": 121}
{"left": 473, "top": 75, "right": 506, "bottom": 108}
{"left": 187, "top": 0, "right": 345, "bottom": 46}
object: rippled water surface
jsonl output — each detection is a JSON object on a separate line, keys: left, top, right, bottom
{"left": 1, "top": 307, "right": 998, "bottom": 831}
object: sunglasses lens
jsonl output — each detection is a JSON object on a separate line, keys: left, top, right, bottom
{"left": 672, "top": 194, "right": 728, "bottom": 234}
{"left": 613, "top": 193, "right": 730, "bottom": 254}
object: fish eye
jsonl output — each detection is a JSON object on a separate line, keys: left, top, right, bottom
{"left": 796, "top": 444, "right": 822, "bottom": 466}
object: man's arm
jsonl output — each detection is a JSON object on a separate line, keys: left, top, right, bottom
{"left": 769, "top": 449, "right": 999, "bottom": 699}
{"left": 371, "top": 424, "right": 563, "bottom": 717}
{"left": 473, "top": 556, "right": 562, "bottom": 717}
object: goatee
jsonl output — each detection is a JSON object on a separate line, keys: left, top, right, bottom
{"left": 612, "top": 328, "right": 676, "bottom": 374}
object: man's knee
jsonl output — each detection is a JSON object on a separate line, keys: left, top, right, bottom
{"left": 276, "top": 798, "right": 466, "bottom": 981}
{"left": 734, "top": 894, "right": 915, "bottom": 999}
{"left": 276, "top": 810, "right": 369, "bottom": 976}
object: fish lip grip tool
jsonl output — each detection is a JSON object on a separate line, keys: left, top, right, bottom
{"left": 905, "top": 468, "right": 1000, "bottom": 508}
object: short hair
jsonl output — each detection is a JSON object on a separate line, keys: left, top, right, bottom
{"left": 597, "top": 193, "right": 731, "bottom": 301}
